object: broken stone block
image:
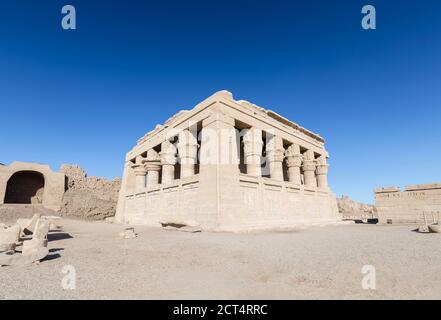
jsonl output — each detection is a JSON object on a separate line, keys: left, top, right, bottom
{"left": 18, "top": 213, "right": 41, "bottom": 235}
{"left": 22, "top": 238, "right": 48, "bottom": 256}
{"left": 0, "top": 247, "right": 49, "bottom": 267}
{"left": 118, "top": 227, "right": 137, "bottom": 239}
{"left": 0, "top": 224, "right": 21, "bottom": 252}
{"left": 16, "top": 218, "right": 31, "bottom": 230}
{"left": 418, "top": 225, "right": 430, "bottom": 233}
{"left": 33, "top": 220, "right": 50, "bottom": 240}
{"left": 0, "top": 243, "right": 16, "bottom": 252}
{"left": 428, "top": 224, "right": 441, "bottom": 233}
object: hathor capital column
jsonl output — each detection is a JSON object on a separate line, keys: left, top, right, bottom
{"left": 266, "top": 135, "right": 284, "bottom": 181}
{"left": 316, "top": 155, "right": 329, "bottom": 190}
{"left": 285, "top": 144, "right": 302, "bottom": 185}
{"left": 302, "top": 149, "right": 317, "bottom": 188}
{"left": 143, "top": 149, "right": 161, "bottom": 190}
{"left": 243, "top": 127, "right": 263, "bottom": 177}
{"left": 177, "top": 129, "right": 198, "bottom": 178}
{"left": 132, "top": 155, "right": 147, "bottom": 193}
{"left": 160, "top": 140, "right": 177, "bottom": 184}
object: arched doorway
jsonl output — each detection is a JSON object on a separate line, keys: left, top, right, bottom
{"left": 4, "top": 171, "right": 45, "bottom": 204}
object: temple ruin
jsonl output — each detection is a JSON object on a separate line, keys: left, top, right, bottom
{"left": 0, "top": 162, "right": 65, "bottom": 211}
{"left": 375, "top": 183, "right": 441, "bottom": 224}
{"left": 115, "top": 91, "right": 340, "bottom": 231}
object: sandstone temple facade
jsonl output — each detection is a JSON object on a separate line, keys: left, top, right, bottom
{"left": 375, "top": 183, "right": 441, "bottom": 224}
{"left": 115, "top": 91, "right": 340, "bottom": 231}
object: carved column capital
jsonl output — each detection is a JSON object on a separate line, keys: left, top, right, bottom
{"left": 316, "top": 164, "right": 329, "bottom": 175}
{"left": 177, "top": 129, "right": 199, "bottom": 159}
{"left": 286, "top": 154, "right": 302, "bottom": 168}
{"left": 143, "top": 149, "right": 161, "bottom": 172}
{"left": 132, "top": 165, "right": 147, "bottom": 176}
{"left": 132, "top": 155, "right": 147, "bottom": 176}
{"left": 302, "top": 160, "right": 316, "bottom": 172}
{"left": 160, "top": 141, "right": 177, "bottom": 166}
{"left": 243, "top": 128, "right": 263, "bottom": 157}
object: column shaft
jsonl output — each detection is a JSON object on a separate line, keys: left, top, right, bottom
{"left": 243, "top": 127, "right": 263, "bottom": 177}
{"left": 143, "top": 149, "right": 161, "bottom": 190}
{"left": 316, "top": 155, "right": 329, "bottom": 190}
{"left": 177, "top": 129, "right": 198, "bottom": 178}
{"left": 266, "top": 135, "right": 284, "bottom": 181}
{"left": 160, "top": 140, "right": 177, "bottom": 184}
{"left": 285, "top": 144, "right": 302, "bottom": 184}
{"left": 302, "top": 149, "right": 317, "bottom": 188}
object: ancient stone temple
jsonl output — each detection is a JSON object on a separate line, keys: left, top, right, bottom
{"left": 115, "top": 91, "right": 340, "bottom": 231}
{"left": 0, "top": 162, "right": 65, "bottom": 211}
{"left": 375, "top": 183, "right": 441, "bottom": 224}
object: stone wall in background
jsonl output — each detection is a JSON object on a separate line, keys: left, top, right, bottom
{"left": 375, "top": 184, "right": 441, "bottom": 224}
{"left": 60, "top": 164, "right": 121, "bottom": 220}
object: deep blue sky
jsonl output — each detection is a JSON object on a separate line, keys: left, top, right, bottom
{"left": 0, "top": 0, "right": 440, "bottom": 204}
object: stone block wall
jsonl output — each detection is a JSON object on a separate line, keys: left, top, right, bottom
{"left": 374, "top": 184, "right": 441, "bottom": 224}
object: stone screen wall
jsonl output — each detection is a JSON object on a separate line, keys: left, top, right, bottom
{"left": 374, "top": 184, "right": 441, "bottom": 224}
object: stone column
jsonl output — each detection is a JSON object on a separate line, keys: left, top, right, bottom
{"left": 302, "top": 149, "right": 317, "bottom": 188}
{"left": 316, "top": 155, "right": 329, "bottom": 190}
{"left": 160, "top": 140, "right": 177, "bottom": 184}
{"left": 132, "top": 155, "right": 147, "bottom": 193}
{"left": 243, "top": 128, "right": 263, "bottom": 176}
{"left": 285, "top": 144, "right": 302, "bottom": 185}
{"left": 143, "top": 149, "right": 161, "bottom": 190}
{"left": 177, "top": 129, "right": 198, "bottom": 178}
{"left": 266, "top": 135, "right": 284, "bottom": 181}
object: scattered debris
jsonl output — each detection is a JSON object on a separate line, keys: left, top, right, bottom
{"left": 118, "top": 227, "right": 137, "bottom": 239}
{"left": 428, "top": 224, "right": 441, "bottom": 233}
{"left": 22, "top": 219, "right": 50, "bottom": 256}
{"left": 0, "top": 247, "right": 49, "bottom": 267}
{"left": 0, "top": 216, "right": 57, "bottom": 267}
{"left": 0, "top": 224, "right": 21, "bottom": 252}
{"left": 418, "top": 211, "right": 441, "bottom": 234}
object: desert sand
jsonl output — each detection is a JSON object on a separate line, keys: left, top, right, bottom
{"left": 1, "top": 219, "right": 441, "bottom": 300}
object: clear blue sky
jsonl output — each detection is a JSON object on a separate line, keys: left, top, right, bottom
{"left": 0, "top": 0, "right": 440, "bottom": 204}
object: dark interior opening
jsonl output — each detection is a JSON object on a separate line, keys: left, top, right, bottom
{"left": 4, "top": 171, "right": 45, "bottom": 204}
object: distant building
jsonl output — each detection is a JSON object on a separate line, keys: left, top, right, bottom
{"left": 375, "top": 184, "right": 441, "bottom": 224}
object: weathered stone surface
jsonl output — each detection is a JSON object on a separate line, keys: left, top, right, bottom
{"left": 0, "top": 224, "right": 21, "bottom": 252}
{"left": 375, "top": 183, "right": 441, "bottom": 224}
{"left": 22, "top": 238, "right": 48, "bottom": 256}
{"left": 0, "top": 162, "right": 65, "bottom": 211}
{"left": 60, "top": 165, "right": 121, "bottom": 220}
{"left": 116, "top": 91, "right": 341, "bottom": 231}
{"left": 337, "top": 195, "right": 377, "bottom": 219}
{"left": 428, "top": 224, "right": 441, "bottom": 233}
{"left": 118, "top": 227, "right": 137, "bottom": 239}
{"left": 0, "top": 247, "right": 48, "bottom": 266}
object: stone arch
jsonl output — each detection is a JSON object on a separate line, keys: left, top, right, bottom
{"left": 0, "top": 162, "right": 65, "bottom": 210}
{"left": 4, "top": 171, "right": 45, "bottom": 204}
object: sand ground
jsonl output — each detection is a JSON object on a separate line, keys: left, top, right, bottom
{"left": 1, "top": 219, "right": 441, "bottom": 299}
